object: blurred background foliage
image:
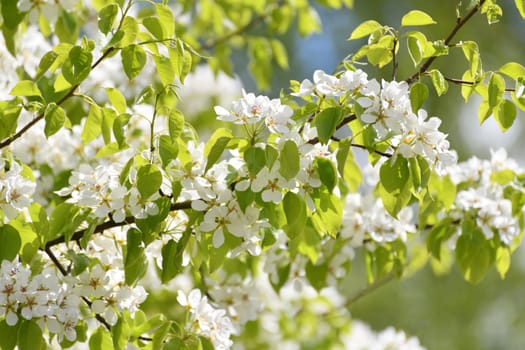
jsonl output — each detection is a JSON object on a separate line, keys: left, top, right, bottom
{"left": 192, "top": 1, "right": 525, "bottom": 349}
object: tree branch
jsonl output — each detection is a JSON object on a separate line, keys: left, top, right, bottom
{"left": 44, "top": 200, "right": 192, "bottom": 249}
{"left": 0, "top": 47, "right": 115, "bottom": 150}
{"left": 345, "top": 272, "right": 395, "bottom": 307}
{"left": 443, "top": 75, "right": 516, "bottom": 92}
{"left": 405, "top": 0, "right": 487, "bottom": 84}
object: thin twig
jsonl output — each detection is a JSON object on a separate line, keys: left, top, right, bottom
{"left": 345, "top": 272, "right": 395, "bottom": 307}
{"left": 45, "top": 200, "right": 192, "bottom": 249}
{"left": 0, "top": 47, "right": 115, "bottom": 150}
{"left": 405, "top": 0, "right": 487, "bottom": 84}
{"left": 351, "top": 143, "right": 392, "bottom": 158}
{"left": 443, "top": 76, "right": 516, "bottom": 92}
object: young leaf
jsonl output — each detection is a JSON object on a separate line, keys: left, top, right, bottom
{"left": 17, "top": 320, "right": 43, "bottom": 350}
{"left": 316, "top": 157, "right": 337, "bottom": 193}
{"left": 0, "top": 225, "right": 21, "bottom": 262}
{"left": 315, "top": 107, "right": 342, "bottom": 144}
{"left": 493, "top": 99, "right": 516, "bottom": 131}
{"left": 155, "top": 3, "right": 175, "bottom": 38}
{"left": 347, "top": 20, "right": 382, "bottom": 40}
{"left": 121, "top": 44, "right": 147, "bottom": 80}
{"left": 409, "top": 82, "right": 429, "bottom": 112}
{"left": 279, "top": 140, "right": 300, "bottom": 180}
{"left": 499, "top": 61, "right": 525, "bottom": 79}
{"left": 137, "top": 164, "right": 162, "bottom": 199}
{"left": 10, "top": 80, "right": 42, "bottom": 97}
{"left": 106, "top": 87, "right": 127, "bottom": 114}
{"left": 62, "top": 46, "right": 93, "bottom": 85}
{"left": 516, "top": 0, "right": 525, "bottom": 18}
{"left": 429, "top": 69, "right": 448, "bottom": 96}
{"left": 124, "top": 228, "right": 148, "bottom": 285}
{"left": 98, "top": 3, "right": 118, "bottom": 34}
{"left": 204, "top": 128, "right": 233, "bottom": 172}
{"left": 488, "top": 72, "right": 505, "bottom": 108}
{"left": 401, "top": 10, "right": 436, "bottom": 26}
{"left": 44, "top": 103, "right": 66, "bottom": 137}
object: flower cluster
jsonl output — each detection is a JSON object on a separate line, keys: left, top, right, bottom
{"left": 56, "top": 163, "right": 159, "bottom": 223}
{"left": 0, "top": 158, "right": 35, "bottom": 221}
{"left": 341, "top": 192, "right": 415, "bottom": 246}
{"left": 0, "top": 257, "right": 147, "bottom": 342}
{"left": 294, "top": 69, "right": 457, "bottom": 171}
{"left": 214, "top": 89, "right": 294, "bottom": 134}
{"left": 446, "top": 148, "right": 522, "bottom": 245}
{"left": 177, "top": 288, "right": 235, "bottom": 350}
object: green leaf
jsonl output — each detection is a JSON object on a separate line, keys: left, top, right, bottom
{"left": 98, "top": 3, "right": 118, "bottom": 34}
{"left": 270, "top": 39, "right": 288, "bottom": 69}
{"left": 0, "top": 225, "right": 21, "bottom": 262}
{"left": 347, "top": 20, "right": 382, "bottom": 40}
{"left": 137, "top": 164, "right": 162, "bottom": 199}
{"left": 516, "top": 0, "right": 525, "bottom": 18}
{"left": 155, "top": 3, "right": 175, "bottom": 38}
{"left": 429, "top": 69, "right": 448, "bottom": 96}
{"left": 494, "top": 99, "right": 516, "bottom": 131}
{"left": 461, "top": 41, "right": 481, "bottom": 78}
{"left": 48, "top": 202, "right": 80, "bottom": 243}
{"left": 44, "top": 103, "right": 66, "bottom": 137}
{"left": 35, "top": 50, "right": 59, "bottom": 80}
{"left": 316, "top": 157, "right": 337, "bottom": 193}
{"left": 244, "top": 147, "right": 266, "bottom": 176}
{"left": 426, "top": 218, "right": 454, "bottom": 260}
{"left": 10, "top": 80, "right": 42, "bottom": 97}
{"left": 407, "top": 35, "right": 423, "bottom": 66}
{"left": 279, "top": 140, "right": 300, "bottom": 180}
{"left": 154, "top": 54, "right": 175, "bottom": 86}
{"left": 336, "top": 139, "right": 362, "bottom": 192}
{"left": 204, "top": 128, "right": 233, "bottom": 172}
{"left": 0, "top": 320, "right": 19, "bottom": 350}
{"left": 380, "top": 157, "right": 409, "bottom": 193}
{"left": 311, "top": 190, "right": 342, "bottom": 237}
{"left": 112, "top": 316, "right": 131, "bottom": 350}
{"left": 89, "top": 327, "right": 114, "bottom": 350}
{"left": 62, "top": 46, "right": 93, "bottom": 85}
{"left": 161, "top": 238, "right": 187, "bottom": 284}
{"left": 496, "top": 246, "right": 511, "bottom": 279}
{"left": 456, "top": 220, "right": 495, "bottom": 284}
{"left": 297, "top": 7, "right": 321, "bottom": 36}
{"left": 119, "top": 16, "right": 139, "bottom": 47}
{"left": 106, "top": 87, "right": 127, "bottom": 114}
{"left": 113, "top": 113, "right": 131, "bottom": 148}
{"left": 305, "top": 260, "right": 328, "bottom": 291}
{"left": 101, "top": 107, "right": 117, "bottom": 144}
{"left": 168, "top": 109, "right": 184, "bottom": 139}
{"left": 142, "top": 16, "right": 164, "bottom": 40}
{"left": 488, "top": 72, "right": 505, "bottom": 108}
{"left": 282, "top": 192, "right": 307, "bottom": 238}
{"left": 401, "top": 10, "right": 436, "bottom": 26}
{"left": 124, "top": 228, "right": 148, "bottom": 286}
{"left": 121, "top": 45, "right": 147, "bottom": 80}
{"left": 499, "top": 62, "right": 525, "bottom": 79}
{"left": 315, "top": 107, "right": 342, "bottom": 145}
{"left": 80, "top": 105, "right": 102, "bottom": 144}
{"left": 409, "top": 82, "right": 429, "bottom": 112}
{"left": 17, "top": 320, "right": 43, "bottom": 350}
{"left": 159, "top": 135, "right": 178, "bottom": 166}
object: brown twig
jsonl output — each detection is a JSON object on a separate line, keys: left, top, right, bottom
{"left": 405, "top": 0, "right": 487, "bottom": 84}
{"left": 44, "top": 200, "right": 192, "bottom": 249}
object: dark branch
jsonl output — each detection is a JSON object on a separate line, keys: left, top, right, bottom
{"left": 0, "top": 47, "right": 115, "bottom": 150}
{"left": 44, "top": 200, "right": 192, "bottom": 249}
{"left": 405, "top": 0, "right": 487, "bottom": 84}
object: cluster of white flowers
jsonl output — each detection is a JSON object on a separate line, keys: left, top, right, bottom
{"left": 447, "top": 148, "right": 522, "bottom": 245}
{"left": 56, "top": 163, "right": 159, "bottom": 223}
{"left": 294, "top": 69, "right": 457, "bottom": 172}
{"left": 214, "top": 89, "right": 294, "bottom": 134}
{"left": 0, "top": 158, "right": 35, "bottom": 221}
{"left": 341, "top": 192, "right": 415, "bottom": 246}
{"left": 0, "top": 257, "right": 147, "bottom": 342}
{"left": 341, "top": 320, "right": 427, "bottom": 350}
{"left": 177, "top": 288, "right": 235, "bottom": 350}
